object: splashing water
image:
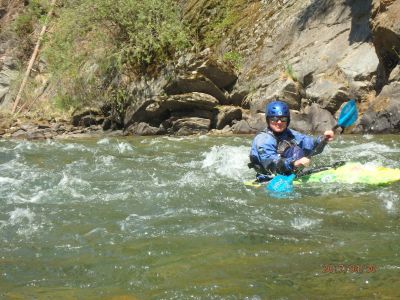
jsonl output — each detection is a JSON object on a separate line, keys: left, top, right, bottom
{"left": 202, "top": 145, "right": 251, "bottom": 179}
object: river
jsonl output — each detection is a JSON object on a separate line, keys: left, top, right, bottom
{"left": 0, "top": 134, "right": 399, "bottom": 299}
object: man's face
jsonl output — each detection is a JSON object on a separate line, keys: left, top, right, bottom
{"left": 268, "top": 116, "right": 289, "bottom": 133}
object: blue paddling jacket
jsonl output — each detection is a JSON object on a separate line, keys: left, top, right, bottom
{"left": 249, "top": 128, "right": 325, "bottom": 175}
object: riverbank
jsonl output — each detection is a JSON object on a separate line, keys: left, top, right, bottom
{"left": 0, "top": 112, "right": 120, "bottom": 140}
{"left": 0, "top": 112, "right": 240, "bottom": 140}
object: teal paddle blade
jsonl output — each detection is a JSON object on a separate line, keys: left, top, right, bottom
{"left": 266, "top": 173, "right": 296, "bottom": 193}
{"left": 338, "top": 99, "right": 358, "bottom": 127}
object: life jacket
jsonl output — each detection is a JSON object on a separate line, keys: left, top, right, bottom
{"left": 248, "top": 128, "right": 304, "bottom": 176}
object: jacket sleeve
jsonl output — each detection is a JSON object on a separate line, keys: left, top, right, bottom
{"left": 252, "top": 133, "right": 295, "bottom": 174}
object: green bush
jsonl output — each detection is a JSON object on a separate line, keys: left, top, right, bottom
{"left": 204, "top": 5, "right": 238, "bottom": 46}
{"left": 14, "top": 14, "right": 35, "bottom": 38}
{"left": 223, "top": 50, "right": 242, "bottom": 70}
{"left": 43, "top": 0, "right": 190, "bottom": 114}
{"left": 13, "top": 0, "right": 47, "bottom": 36}
{"left": 188, "top": 0, "right": 247, "bottom": 48}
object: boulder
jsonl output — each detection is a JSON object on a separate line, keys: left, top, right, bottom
{"left": 121, "top": 70, "right": 175, "bottom": 126}
{"left": 357, "top": 81, "right": 400, "bottom": 133}
{"left": 81, "top": 115, "right": 104, "bottom": 127}
{"left": 246, "top": 112, "right": 267, "bottom": 132}
{"left": 156, "top": 92, "right": 220, "bottom": 111}
{"left": 337, "top": 43, "right": 379, "bottom": 82}
{"left": 10, "top": 129, "right": 28, "bottom": 139}
{"left": 220, "top": 125, "right": 234, "bottom": 134}
{"left": 124, "top": 98, "right": 162, "bottom": 127}
{"left": 164, "top": 73, "right": 228, "bottom": 104}
{"left": 306, "top": 77, "right": 349, "bottom": 113}
{"left": 171, "top": 117, "right": 211, "bottom": 135}
{"left": 290, "top": 104, "right": 335, "bottom": 134}
{"left": 10, "top": 128, "right": 47, "bottom": 140}
{"left": 290, "top": 111, "right": 312, "bottom": 133}
{"left": 126, "top": 122, "right": 163, "bottom": 136}
{"left": 231, "top": 112, "right": 265, "bottom": 134}
{"left": 231, "top": 120, "right": 254, "bottom": 134}
{"left": 370, "top": 0, "right": 400, "bottom": 89}
{"left": 215, "top": 106, "right": 242, "bottom": 129}
{"left": 229, "top": 90, "right": 248, "bottom": 106}
{"left": 249, "top": 78, "right": 303, "bottom": 114}
{"left": 71, "top": 108, "right": 103, "bottom": 127}
{"left": 389, "top": 64, "right": 400, "bottom": 82}
{"left": 189, "top": 58, "right": 237, "bottom": 89}
{"left": 306, "top": 103, "right": 336, "bottom": 133}
{"left": 20, "top": 123, "right": 37, "bottom": 132}
{"left": 124, "top": 92, "right": 219, "bottom": 129}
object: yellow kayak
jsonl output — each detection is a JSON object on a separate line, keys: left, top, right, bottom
{"left": 244, "top": 163, "right": 400, "bottom": 188}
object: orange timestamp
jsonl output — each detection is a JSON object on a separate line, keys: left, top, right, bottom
{"left": 322, "top": 264, "right": 377, "bottom": 273}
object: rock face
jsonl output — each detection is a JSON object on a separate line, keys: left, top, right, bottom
{"left": 0, "top": 57, "right": 19, "bottom": 109}
{"left": 215, "top": 106, "right": 242, "bottom": 130}
{"left": 184, "top": 0, "right": 398, "bottom": 134}
{"left": 164, "top": 73, "right": 228, "bottom": 104}
{"left": 0, "top": 0, "right": 25, "bottom": 110}
{"left": 123, "top": 0, "right": 400, "bottom": 136}
{"left": 192, "top": 58, "right": 237, "bottom": 90}
{"left": 121, "top": 55, "right": 241, "bottom": 135}
{"left": 357, "top": 82, "right": 400, "bottom": 133}
{"left": 229, "top": 0, "right": 383, "bottom": 133}
{"left": 371, "top": 0, "right": 400, "bottom": 90}
{"left": 291, "top": 104, "right": 336, "bottom": 133}
{"left": 355, "top": 0, "right": 400, "bottom": 133}
{"left": 70, "top": 0, "right": 399, "bottom": 136}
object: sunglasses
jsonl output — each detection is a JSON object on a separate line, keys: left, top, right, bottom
{"left": 269, "top": 116, "right": 289, "bottom": 122}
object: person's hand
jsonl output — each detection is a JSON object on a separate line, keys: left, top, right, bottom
{"left": 294, "top": 157, "right": 311, "bottom": 168}
{"left": 324, "top": 130, "right": 335, "bottom": 142}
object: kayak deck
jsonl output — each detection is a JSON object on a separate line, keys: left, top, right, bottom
{"left": 244, "top": 163, "right": 400, "bottom": 188}
{"left": 297, "top": 162, "right": 400, "bottom": 185}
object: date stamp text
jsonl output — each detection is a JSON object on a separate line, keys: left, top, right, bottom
{"left": 322, "top": 264, "right": 377, "bottom": 273}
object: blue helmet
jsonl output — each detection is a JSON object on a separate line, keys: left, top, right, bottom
{"left": 265, "top": 100, "right": 290, "bottom": 124}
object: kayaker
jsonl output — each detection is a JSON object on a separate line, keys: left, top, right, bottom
{"left": 249, "top": 100, "right": 334, "bottom": 182}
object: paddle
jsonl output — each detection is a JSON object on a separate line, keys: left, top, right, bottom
{"left": 311, "top": 99, "right": 358, "bottom": 155}
{"left": 264, "top": 161, "right": 346, "bottom": 192}
{"left": 295, "top": 161, "right": 345, "bottom": 178}
{"left": 266, "top": 99, "right": 358, "bottom": 193}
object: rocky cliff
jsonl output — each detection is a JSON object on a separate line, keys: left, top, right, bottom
{"left": 1, "top": 0, "right": 399, "bottom": 138}
{"left": 121, "top": 0, "right": 400, "bottom": 135}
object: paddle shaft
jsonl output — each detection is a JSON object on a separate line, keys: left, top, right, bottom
{"left": 296, "top": 161, "right": 345, "bottom": 177}
{"left": 312, "top": 99, "right": 358, "bottom": 155}
{"left": 264, "top": 161, "right": 345, "bottom": 190}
